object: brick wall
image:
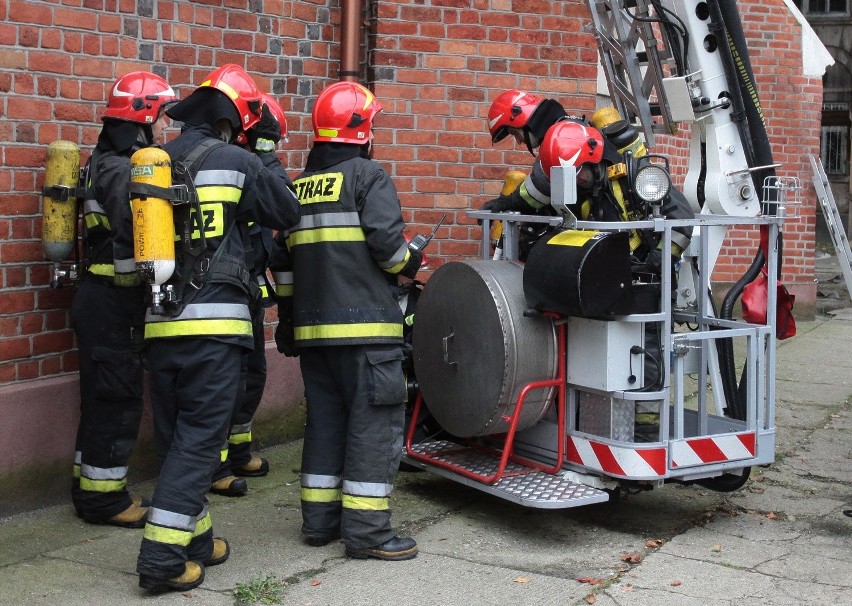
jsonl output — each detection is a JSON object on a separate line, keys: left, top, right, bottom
{"left": 0, "top": 0, "right": 820, "bottom": 388}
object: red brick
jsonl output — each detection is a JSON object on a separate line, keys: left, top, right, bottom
{"left": 0, "top": 336, "right": 31, "bottom": 361}
{"left": 32, "top": 330, "right": 74, "bottom": 356}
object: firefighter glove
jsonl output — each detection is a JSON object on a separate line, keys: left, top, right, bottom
{"left": 275, "top": 318, "right": 298, "bottom": 357}
{"left": 247, "top": 104, "right": 281, "bottom": 153}
{"left": 645, "top": 247, "right": 664, "bottom": 275}
{"left": 400, "top": 246, "right": 423, "bottom": 279}
{"left": 481, "top": 188, "right": 531, "bottom": 213}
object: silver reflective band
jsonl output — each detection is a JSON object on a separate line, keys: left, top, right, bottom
{"left": 296, "top": 211, "right": 360, "bottom": 230}
{"left": 80, "top": 464, "right": 129, "bottom": 480}
{"left": 147, "top": 302, "right": 251, "bottom": 323}
{"left": 148, "top": 507, "right": 196, "bottom": 531}
{"left": 342, "top": 480, "right": 393, "bottom": 497}
{"left": 194, "top": 169, "right": 246, "bottom": 188}
{"left": 301, "top": 473, "right": 342, "bottom": 489}
{"left": 378, "top": 241, "right": 409, "bottom": 269}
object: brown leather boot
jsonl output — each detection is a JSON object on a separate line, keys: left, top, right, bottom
{"left": 139, "top": 561, "right": 205, "bottom": 592}
{"left": 209, "top": 475, "right": 248, "bottom": 497}
{"left": 232, "top": 456, "right": 269, "bottom": 477}
{"left": 104, "top": 496, "right": 149, "bottom": 529}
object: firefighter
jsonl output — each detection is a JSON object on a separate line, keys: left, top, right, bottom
{"left": 210, "top": 93, "right": 291, "bottom": 497}
{"left": 270, "top": 81, "right": 421, "bottom": 561}
{"left": 135, "top": 65, "right": 300, "bottom": 592}
{"left": 491, "top": 111, "right": 696, "bottom": 442}
{"left": 484, "top": 90, "right": 694, "bottom": 276}
{"left": 70, "top": 71, "right": 177, "bottom": 528}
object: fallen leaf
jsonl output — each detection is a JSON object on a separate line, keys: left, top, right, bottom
{"left": 766, "top": 512, "right": 778, "bottom": 520}
{"left": 620, "top": 553, "right": 642, "bottom": 564}
{"left": 753, "top": 475, "right": 765, "bottom": 483}
{"left": 711, "top": 544, "right": 722, "bottom": 552}
{"left": 577, "top": 577, "right": 604, "bottom": 585}
{"left": 311, "top": 579, "right": 321, "bottom": 587}
{"left": 623, "top": 583, "right": 635, "bottom": 592}
{"left": 585, "top": 593, "right": 597, "bottom": 604}
{"left": 751, "top": 487, "right": 765, "bottom": 494}
{"left": 618, "top": 567, "right": 629, "bottom": 573}
{"left": 645, "top": 539, "right": 664, "bottom": 548}
{"left": 671, "top": 580, "right": 683, "bottom": 586}
{"left": 513, "top": 577, "right": 530, "bottom": 584}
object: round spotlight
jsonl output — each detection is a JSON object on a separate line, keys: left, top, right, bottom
{"left": 634, "top": 164, "right": 671, "bottom": 203}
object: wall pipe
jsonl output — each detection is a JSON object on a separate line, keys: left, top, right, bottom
{"left": 340, "top": 0, "right": 362, "bottom": 81}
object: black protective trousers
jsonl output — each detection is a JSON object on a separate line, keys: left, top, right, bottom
{"left": 136, "top": 337, "right": 241, "bottom": 579}
{"left": 212, "top": 305, "right": 267, "bottom": 481}
{"left": 70, "top": 277, "right": 145, "bottom": 521}
{"left": 299, "top": 344, "right": 406, "bottom": 549}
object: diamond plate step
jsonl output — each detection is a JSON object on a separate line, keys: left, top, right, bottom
{"left": 404, "top": 439, "right": 610, "bottom": 509}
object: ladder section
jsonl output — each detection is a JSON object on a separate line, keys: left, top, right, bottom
{"left": 810, "top": 155, "right": 852, "bottom": 300}
{"left": 586, "top": 0, "right": 679, "bottom": 146}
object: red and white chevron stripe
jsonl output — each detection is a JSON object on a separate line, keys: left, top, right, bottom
{"left": 567, "top": 436, "right": 667, "bottom": 479}
{"left": 670, "top": 432, "right": 756, "bottom": 468}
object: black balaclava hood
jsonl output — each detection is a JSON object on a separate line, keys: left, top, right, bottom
{"left": 523, "top": 99, "right": 568, "bottom": 155}
{"left": 167, "top": 88, "right": 241, "bottom": 130}
{"left": 97, "top": 118, "right": 151, "bottom": 154}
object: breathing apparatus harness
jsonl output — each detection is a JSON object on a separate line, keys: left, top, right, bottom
{"left": 127, "top": 137, "right": 258, "bottom": 317}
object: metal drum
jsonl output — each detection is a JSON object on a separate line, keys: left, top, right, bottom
{"left": 412, "top": 260, "right": 557, "bottom": 437}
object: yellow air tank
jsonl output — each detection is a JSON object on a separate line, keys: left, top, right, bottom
{"left": 130, "top": 147, "right": 175, "bottom": 313}
{"left": 42, "top": 140, "right": 80, "bottom": 269}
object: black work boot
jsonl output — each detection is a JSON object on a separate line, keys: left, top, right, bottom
{"left": 209, "top": 476, "right": 248, "bottom": 497}
{"left": 345, "top": 536, "right": 418, "bottom": 561}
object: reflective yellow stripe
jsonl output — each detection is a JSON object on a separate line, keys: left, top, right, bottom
{"left": 72, "top": 464, "right": 80, "bottom": 479}
{"left": 229, "top": 431, "right": 251, "bottom": 445}
{"left": 85, "top": 213, "right": 110, "bottom": 230}
{"left": 287, "top": 227, "right": 366, "bottom": 247}
{"left": 192, "top": 512, "right": 212, "bottom": 538}
{"left": 113, "top": 273, "right": 141, "bottom": 287}
{"left": 342, "top": 494, "right": 389, "bottom": 511}
{"left": 301, "top": 487, "right": 342, "bottom": 503}
{"left": 80, "top": 477, "right": 127, "bottom": 492}
{"left": 275, "top": 285, "right": 293, "bottom": 297}
{"left": 143, "top": 523, "right": 193, "bottom": 546}
{"left": 88, "top": 263, "right": 114, "bottom": 277}
{"left": 197, "top": 186, "right": 241, "bottom": 203}
{"left": 295, "top": 322, "right": 402, "bottom": 341}
{"left": 385, "top": 249, "right": 411, "bottom": 274}
{"left": 144, "top": 318, "right": 253, "bottom": 339}
{"left": 219, "top": 446, "right": 228, "bottom": 463}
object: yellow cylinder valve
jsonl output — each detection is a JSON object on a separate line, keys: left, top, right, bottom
{"left": 42, "top": 140, "right": 80, "bottom": 285}
{"left": 130, "top": 147, "right": 175, "bottom": 313}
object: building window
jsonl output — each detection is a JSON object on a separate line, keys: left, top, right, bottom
{"left": 821, "top": 126, "right": 848, "bottom": 176}
{"left": 804, "top": 0, "right": 848, "bottom": 14}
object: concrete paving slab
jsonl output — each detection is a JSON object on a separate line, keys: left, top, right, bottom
{"left": 1, "top": 318, "right": 850, "bottom": 606}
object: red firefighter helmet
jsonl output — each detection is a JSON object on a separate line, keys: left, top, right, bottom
{"left": 487, "top": 89, "right": 542, "bottom": 143}
{"left": 167, "top": 64, "right": 263, "bottom": 132}
{"left": 312, "top": 81, "right": 383, "bottom": 144}
{"left": 200, "top": 64, "right": 263, "bottom": 131}
{"left": 261, "top": 92, "right": 289, "bottom": 142}
{"left": 102, "top": 71, "right": 176, "bottom": 124}
{"left": 236, "top": 93, "right": 289, "bottom": 147}
{"left": 538, "top": 121, "right": 605, "bottom": 178}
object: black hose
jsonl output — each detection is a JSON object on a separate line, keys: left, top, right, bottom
{"left": 708, "top": 1, "right": 778, "bottom": 421}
